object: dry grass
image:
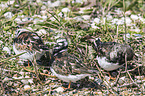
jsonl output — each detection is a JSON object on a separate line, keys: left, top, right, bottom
{"left": 0, "top": 0, "right": 145, "bottom": 95}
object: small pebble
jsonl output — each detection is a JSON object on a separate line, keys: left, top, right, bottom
{"left": 82, "top": 15, "right": 90, "bottom": 20}
{"left": 118, "top": 79, "right": 124, "bottom": 84}
{"left": 13, "top": 83, "right": 19, "bottom": 87}
{"left": 17, "top": 60, "right": 24, "bottom": 65}
{"left": 94, "top": 77, "right": 102, "bottom": 84}
{"left": 19, "top": 72, "right": 25, "bottom": 76}
{"left": 135, "top": 76, "right": 144, "bottom": 80}
{"left": 21, "top": 80, "right": 29, "bottom": 84}
{"left": 4, "top": 12, "right": 14, "bottom": 19}
{"left": 136, "top": 80, "right": 142, "bottom": 84}
{"left": 130, "top": 15, "right": 138, "bottom": 20}
{"left": 25, "top": 75, "right": 30, "bottom": 78}
{"left": 36, "top": 29, "right": 47, "bottom": 35}
{"left": 54, "top": 87, "right": 64, "bottom": 93}
{"left": 28, "top": 79, "right": 33, "bottom": 84}
{"left": 12, "top": 75, "right": 18, "bottom": 79}
{"left": 7, "top": 81, "right": 13, "bottom": 86}
{"left": 18, "top": 76, "right": 24, "bottom": 79}
{"left": 104, "top": 76, "right": 110, "bottom": 81}
{"left": 84, "top": 91, "right": 89, "bottom": 94}
{"left": 95, "top": 92, "right": 103, "bottom": 95}
{"left": 122, "top": 91, "right": 129, "bottom": 95}
{"left": 62, "top": 8, "right": 70, "bottom": 13}
{"left": 0, "top": 40, "right": 3, "bottom": 44}
{"left": 3, "top": 47, "right": 11, "bottom": 55}
{"left": 43, "top": 70, "right": 48, "bottom": 73}
{"left": 89, "top": 76, "right": 94, "bottom": 80}
{"left": 73, "top": 16, "right": 83, "bottom": 21}
{"left": 24, "top": 85, "right": 31, "bottom": 91}
{"left": 118, "top": 76, "right": 126, "bottom": 84}
{"left": 3, "top": 77, "right": 11, "bottom": 82}
{"left": 93, "top": 18, "right": 100, "bottom": 24}
{"left": 110, "top": 82, "right": 114, "bottom": 86}
{"left": 143, "top": 82, "right": 145, "bottom": 86}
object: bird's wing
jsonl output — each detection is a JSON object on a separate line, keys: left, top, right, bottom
{"left": 51, "top": 52, "right": 98, "bottom": 76}
{"left": 14, "top": 31, "right": 49, "bottom": 53}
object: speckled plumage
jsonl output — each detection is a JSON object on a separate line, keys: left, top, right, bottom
{"left": 13, "top": 29, "right": 53, "bottom": 66}
{"left": 86, "top": 37, "right": 135, "bottom": 71}
{"left": 94, "top": 39, "right": 134, "bottom": 64}
{"left": 50, "top": 50, "right": 98, "bottom": 83}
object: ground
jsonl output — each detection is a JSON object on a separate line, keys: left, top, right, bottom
{"left": 0, "top": 0, "right": 145, "bottom": 95}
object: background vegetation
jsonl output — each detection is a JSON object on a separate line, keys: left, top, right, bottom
{"left": 0, "top": 0, "right": 145, "bottom": 95}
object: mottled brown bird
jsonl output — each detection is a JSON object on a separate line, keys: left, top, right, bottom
{"left": 13, "top": 29, "right": 53, "bottom": 66}
{"left": 87, "top": 37, "right": 135, "bottom": 71}
{"left": 50, "top": 39, "right": 98, "bottom": 88}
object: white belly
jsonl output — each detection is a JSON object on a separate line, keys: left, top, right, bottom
{"left": 96, "top": 56, "right": 122, "bottom": 71}
{"left": 50, "top": 67, "right": 90, "bottom": 83}
{"left": 13, "top": 44, "right": 34, "bottom": 61}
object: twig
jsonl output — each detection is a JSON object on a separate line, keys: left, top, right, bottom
{"left": 127, "top": 71, "right": 140, "bottom": 88}
{"left": 33, "top": 55, "right": 43, "bottom": 85}
{"left": 93, "top": 60, "right": 103, "bottom": 80}
{"left": 112, "top": 69, "right": 122, "bottom": 86}
{"left": 125, "top": 53, "right": 128, "bottom": 72}
{"left": 124, "top": 48, "right": 140, "bottom": 88}
{"left": 46, "top": 10, "right": 62, "bottom": 27}
{"left": 0, "top": 82, "right": 5, "bottom": 94}
{"left": 123, "top": 0, "right": 127, "bottom": 44}
{"left": 17, "top": 21, "right": 33, "bottom": 25}
{"left": 115, "top": 25, "right": 119, "bottom": 42}
{"left": 0, "top": 52, "right": 26, "bottom": 63}
{"left": 121, "top": 66, "right": 139, "bottom": 73}
{"left": 118, "top": 79, "right": 144, "bottom": 88}
{"left": 22, "top": 67, "right": 56, "bottom": 78}
{"left": 92, "top": 60, "right": 119, "bottom": 94}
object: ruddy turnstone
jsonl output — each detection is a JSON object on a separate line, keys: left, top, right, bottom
{"left": 13, "top": 29, "right": 53, "bottom": 66}
{"left": 52, "top": 38, "right": 68, "bottom": 57}
{"left": 50, "top": 39, "right": 98, "bottom": 88}
{"left": 86, "top": 37, "right": 135, "bottom": 71}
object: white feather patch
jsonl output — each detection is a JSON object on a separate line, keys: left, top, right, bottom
{"left": 50, "top": 67, "right": 90, "bottom": 83}
{"left": 96, "top": 56, "right": 122, "bottom": 71}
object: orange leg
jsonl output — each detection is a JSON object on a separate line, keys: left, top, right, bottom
{"left": 68, "top": 81, "right": 71, "bottom": 89}
{"left": 28, "top": 60, "right": 30, "bottom": 67}
{"left": 108, "top": 72, "right": 116, "bottom": 80}
{"left": 62, "top": 81, "right": 71, "bottom": 90}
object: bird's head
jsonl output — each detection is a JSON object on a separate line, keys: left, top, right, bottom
{"left": 80, "top": 35, "right": 101, "bottom": 51}
{"left": 53, "top": 38, "right": 68, "bottom": 56}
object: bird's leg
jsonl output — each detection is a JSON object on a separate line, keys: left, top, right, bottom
{"left": 68, "top": 81, "right": 71, "bottom": 89}
{"left": 108, "top": 72, "right": 116, "bottom": 80}
{"left": 62, "top": 81, "right": 72, "bottom": 90}
{"left": 28, "top": 60, "right": 30, "bottom": 67}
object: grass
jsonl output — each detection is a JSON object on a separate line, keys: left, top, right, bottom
{"left": 0, "top": 0, "right": 145, "bottom": 95}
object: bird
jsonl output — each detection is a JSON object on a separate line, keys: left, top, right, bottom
{"left": 13, "top": 29, "right": 53, "bottom": 67}
{"left": 85, "top": 36, "right": 135, "bottom": 71}
{"left": 50, "top": 39, "right": 99, "bottom": 89}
